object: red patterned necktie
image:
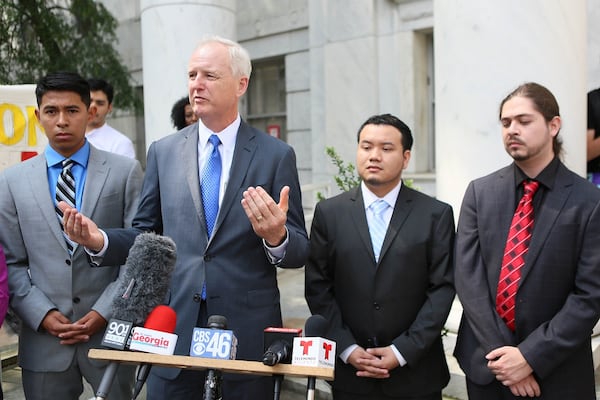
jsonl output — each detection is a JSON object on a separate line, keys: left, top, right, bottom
{"left": 496, "top": 180, "right": 540, "bottom": 331}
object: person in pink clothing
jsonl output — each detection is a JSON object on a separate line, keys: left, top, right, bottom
{"left": 0, "top": 244, "right": 8, "bottom": 400}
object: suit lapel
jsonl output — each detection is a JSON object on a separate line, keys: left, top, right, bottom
{"left": 212, "top": 122, "right": 256, "bottom": 236}
{"left": 180, "top": 127, "right": 204, "bottom": 224}
{"left": 519, "top": 164, "right": 572, "bottom": 285}
{"left": 28, "top": 156, "right": 69, "bottom": 251}
{"left": 378, "top": 185, "right": 415, "bottom": 263}
{"left": 349, "top": 188, "right": 376, "bottom": 261}
{"left": 486, "top": 166, "right": 517, "bottom": 291}
{"left": 80, "top": 147, "right": 108, "bottom": 217}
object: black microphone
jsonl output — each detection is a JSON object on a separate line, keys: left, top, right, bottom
{"left": 304, "top": 315, "right": 328, "bottom": 400}
{"left": 262, "top": 327, "right": 302, "bottom": 400}
{"left": 203, "top": 315, "right": 227, "bottom": 400}
{"left": 95, "top": 232, "right": 177, "bottom": 400}
{"left": 262, "top": 327, "right": 302, "bottom": 366}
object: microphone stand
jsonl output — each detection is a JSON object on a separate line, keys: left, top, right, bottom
{"left": 306, "top": 375, "right": 316, "bottom": 400}
{"left": 203, "top": 368, "right": 223, "bottom": 400}
{"left": 273, "top": 374, "right": 283, "bottom": 400}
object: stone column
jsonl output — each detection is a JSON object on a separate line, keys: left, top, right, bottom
{"left": 140, "top": 0, "right": 236, "bottom": 146}
{"left": 434, "top": 0, "right": 587, "bottom": 214}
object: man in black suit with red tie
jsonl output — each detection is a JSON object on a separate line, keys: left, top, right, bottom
{"left": 454, "top": 82, "right": 600, "bottom": 399}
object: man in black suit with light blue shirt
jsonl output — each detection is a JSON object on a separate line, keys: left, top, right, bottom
{"left": 306, "top": 114, "right": 455, "bottom": 400}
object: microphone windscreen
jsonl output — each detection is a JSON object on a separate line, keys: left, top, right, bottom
{"left": 111, "top": 232, "right": 177, "bottom": 324}
{"left": 144, "top": 305, "right": 177, "bottom": 333}
{"left": 304, "top": 314, "right": 328, "bottom": 337}
{"left": 207, "top": 315, "right": 227, "bottom": 330}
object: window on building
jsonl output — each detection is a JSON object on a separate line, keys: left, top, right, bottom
{"left": 246, "top": 58, "right": 287, "bottom": 141}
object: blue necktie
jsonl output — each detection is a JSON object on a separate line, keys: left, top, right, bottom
{"left": 369, "top": 199, "right": 389, "bottom": 262}
{"left": 55, "top": 159, "right": 77, "bottom": 255}
{"left": 201, "top": 135, "right": 222, "bottom": 237}
{"left": 200, "top": 135, "right": 221, "bottom": 300}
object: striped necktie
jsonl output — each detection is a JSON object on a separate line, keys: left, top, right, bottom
{"left": 55, "top": 159, "right": 77, "bottom": 255}
{"left": 369, "top": 199, "right": 389, "bottom": 262}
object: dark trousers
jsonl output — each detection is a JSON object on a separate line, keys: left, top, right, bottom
{"left": 333, "top": 387, "right": 442, "bottom": 400}
{"left": 146, "top": 369, "right": 273, "bottom": 400}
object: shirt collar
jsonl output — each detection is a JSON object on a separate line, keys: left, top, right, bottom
{"left": 361, "top": 180, "right": 402, "bottom": 210}
{"left": 45, "top": 140, "right": 90, "bottom": 168}
{"left": 513, "top": 156, "right": 559, "bottom": 190}
{"left": 197, "top": 115, "right": 240, "bottom": 151}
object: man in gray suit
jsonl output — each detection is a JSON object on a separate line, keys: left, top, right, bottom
{"left": 61, "top": 36, "right": 309, "bottom": 399}
{"left": 454, "top": 82, "right": 600, "bottom": 399}
{"left": 306, "top": 114, "right": 455, "bottom": 399}
{"left": 0, "top": 72, "right": 143, "bottom": 399}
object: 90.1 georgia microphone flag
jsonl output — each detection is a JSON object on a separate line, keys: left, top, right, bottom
{"left": 129, "top": 305, "right": 178, "bottom": 355}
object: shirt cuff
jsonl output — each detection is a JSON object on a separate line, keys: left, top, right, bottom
{"left": 391, "top": 344, "right": 407, "bottom": 367}
{"left": 263, "top": 227, "right": 289, "bottom": 264}
{"left": 339, "top": 344, "right": 359, "bottom": 363}
{"left": 85, "top": 229, "right": 108, "bottom": 266}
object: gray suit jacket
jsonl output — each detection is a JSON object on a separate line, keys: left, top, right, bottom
{"left": 0, "top": 146, "right": 143, "bottom": 371}
{"left": 454, "top": 161, "right": 600, "bottom": 399}
{"left": 101, "top": 120, "right": 309, "bottom": 380}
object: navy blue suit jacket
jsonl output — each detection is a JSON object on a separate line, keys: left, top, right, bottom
{"left": 102, "top": 120, "right": 309, "bottom": 379}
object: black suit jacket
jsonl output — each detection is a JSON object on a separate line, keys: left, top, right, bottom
{"left": 454, "top": 161, "right": 600, "bottom": 399}
{"left": 305, "top": 184, "right": 455, "bottom": 397}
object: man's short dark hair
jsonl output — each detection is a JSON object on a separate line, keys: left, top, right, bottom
{"left": 35, "top": 72, "right": 91, "bottom": 108}
{"left": 88, "top": 78, "right": 114, "bottom": 104}
{"left": 357, "top": 113, "right": 413, "bottom": 151}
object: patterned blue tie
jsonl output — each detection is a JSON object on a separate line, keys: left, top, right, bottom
{"left": 200, "top": 135, "right": 221, "bottom": 300}
{"left": 369, "top": 199, "right": 389, "bottom": 262}
{"left": 201, "top": 135, "right": 222, "bottom": 237}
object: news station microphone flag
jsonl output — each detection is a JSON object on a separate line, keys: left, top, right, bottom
{"left": 130, "top": 304, "right": 178, "bottom": 400}
{"left": 291, "top": 315, "right": 332, "bottom": 400}
{"left": 95, "top": 233, "right": 177, "bottom": 400}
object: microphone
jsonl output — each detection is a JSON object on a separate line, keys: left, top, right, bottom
{"left": 130, "top": 305, "right": 177, "bottom": 400}
{"left": 291, "top": 315, "right": 334, "bottom": 400}
{"left": 95, "top": 233, "right": 177, "bottom": 400}
{"left": 262, "top": 327, "right": 302, "bottom": 400}
{"left": 262, "top": 327, "right": 302, "bottom": 366}
{"left": 203, "top": 315, "right": 228, "bottom": 400}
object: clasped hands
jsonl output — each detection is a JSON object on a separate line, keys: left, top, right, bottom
{"left": 42, "top": 309, "right": 106, "bottom": 345}
{"left": 348, "top": 346, "right": 400, "bottom": 379}
{"left": 486, "top": 346, "right": 541, "bottom": 397}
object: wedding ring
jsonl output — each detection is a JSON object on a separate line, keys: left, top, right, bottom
{"left": 257, "top": 215, "right": 263, "bottom": 221}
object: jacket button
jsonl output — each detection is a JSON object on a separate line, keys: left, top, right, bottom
{"left": 65, "top": 259, "right": 71, "bottom": 266}
{"left": 373, "top": 302, "right": 380, "bottom": 310}
{"left": 73, "top": 297, "right": 80, "bottom": 304}
{"left": 204, "top": 255, "right": 211, "bottom": 262}
{"left": 193, "top": 293, "right": 201, "bottom": 302}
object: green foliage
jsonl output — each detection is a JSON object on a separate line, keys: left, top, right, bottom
{"left": 0, "top": 0, "right": 141, "bottom": 111}
{"left": 317, "top": 146, "right": 415, "bottom": 201}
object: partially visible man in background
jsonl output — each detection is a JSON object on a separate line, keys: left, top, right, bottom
{"left": 587, "top": 87, "right": 600, "bottom": 186}
{"left": 86, "top": 78, "right": 136, "bottom": 159}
